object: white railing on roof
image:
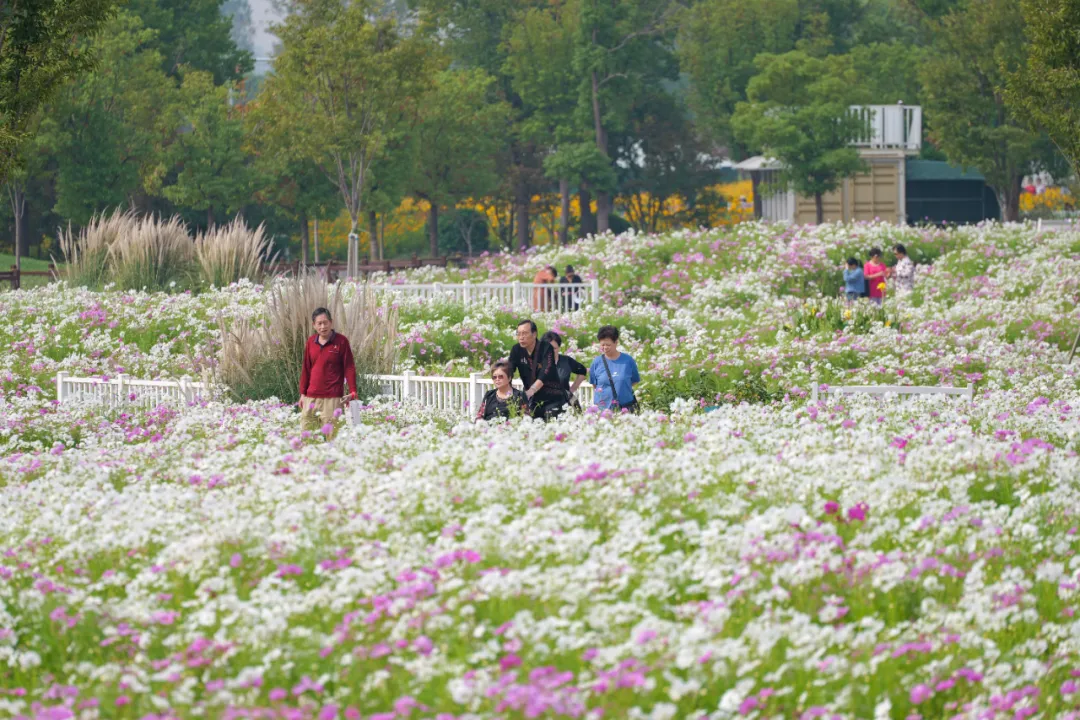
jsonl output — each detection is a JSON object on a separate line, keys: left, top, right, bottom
{"left": 378, "top": 280, "right": 600, "bottom": 313}
{"left": 369, "top": 371, "right": 595, "bottom": 417}
{"left": 812, "top": 383, "right": 972, "bottom": 403}
{"left": 848, "top": 105, "right": 922, "bottom": 153}
{"left": 56, "top": 372, "right": 210, "bottom": 407}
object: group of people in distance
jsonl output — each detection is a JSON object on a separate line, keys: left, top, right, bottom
{"left": 297, "top": 306, "right": 642, "bottom": 435}
{"left": 842, "top": 244, "right": 916, "bottom": 305}
{"left": 532, "top": 264, "right": 584, "bottom": 312}
{"left": 475, "top": 320, "right": 640, "bottom": 422}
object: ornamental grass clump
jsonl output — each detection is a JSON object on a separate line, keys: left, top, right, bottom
{"left": 53, "top": 209, "right": 131, "bottom": 288}
{"left": 108, "top": 214, "right": 195, "bottom": 292}
{"left": 195, "top": 217, "right": 275, "bottom": 288}
{"left": 219, "top": 274, "right": 399, "bottom": 405}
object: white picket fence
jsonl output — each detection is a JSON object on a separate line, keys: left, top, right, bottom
{"left": 378, "top": 280, "right": 600, "bottom": 313}
{"left": 53, "top": 370, "right": 594, "bottom": 418}
{"left": 56, "top": 372, "right": 211, "bottom": 407}
{"left": 812, "top": 383, "right": 974, "bottom": 403}
{"left": 372, "top": 371, "right": 595, "bottom": 416}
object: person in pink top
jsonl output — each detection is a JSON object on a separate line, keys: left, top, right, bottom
{"left": 863, "top": 248, "right": 889, "bottom": 306}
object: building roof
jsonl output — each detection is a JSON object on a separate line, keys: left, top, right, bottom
{"left": 733, "top": 155, "right": 783, "bottom": 171}
{"left": 906, "top": 159, "right": 986, "bottom": 182}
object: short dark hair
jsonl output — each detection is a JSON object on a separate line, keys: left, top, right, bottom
{"left": 547, "top": 265, "right": 558, "bottom": 276}
{"left": 869, "top": 247, "right": 882, "bottom": 259}
{"left": 312, "top": 307, "right": 332, "bottom": 323}
{"left": 894, "top": 243, "right": 907, "bottom": 256}
{"left": 846, "top": 257, "right": 858, "bottom": 267}
{"left": 517, "top": 319, "right": 537, "bottom": 334}
{"left": 491, "top": 360, "right": 513, "bottom": 378}
{"left": 540, "top": 330, "right": 562, "bottom": 347}
{"left": 597, "top": 325, "right": 619, "bottom": 342}
{"left": 565, "top": 265, "right": 575, "bottom": 274}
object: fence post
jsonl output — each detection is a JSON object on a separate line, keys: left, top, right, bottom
{"left": 462, "top": 280, "right": 471, "bottom": 305}
{"left": 468, "top": 372, "right": 482, "bottom": 416}
{"left": 56, "top": 371, "right": 68, "bottom": 403}
{"left": 512, "top": 280, "right": 522, "bottom": 307}
{"left": 117, "top": 373, "right": 128, "bottom": 405}
{"left": 179, "top": 377, "right": 190, "bottom": 404}
{"left": 811, "top": 378, "right": 818, "bottom": 404}
{"left": 590, "top": 278, "right": 600, "bottom": 305}
{"left": 402, "top": 370, "right": 414, "bottom": 401}
{"left": 434, "top": 282, "right": 442, "bottom": 300}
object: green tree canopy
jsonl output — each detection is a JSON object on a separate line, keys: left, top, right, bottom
{"left": 0, "top": 0, "right": 118, "bottom": 181}
{"left": 1005, "top": 0, "right": 1080, "bottom": 181}
{"left": 732, "top": 50, "right": 867, "bottom": 223}
{"left": 919, "top": 0, "right": 1051, "bottom": 221}
{"left": 127, "top": 0, "right": 253, "bottom": 83}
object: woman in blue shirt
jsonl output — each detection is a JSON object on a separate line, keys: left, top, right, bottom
{"left": 589, "top": 325, "right": 641, "bottom": 413}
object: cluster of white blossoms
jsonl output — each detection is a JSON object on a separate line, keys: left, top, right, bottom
{"left": 0, "top": 221, "right": 1079, "bottom": 719}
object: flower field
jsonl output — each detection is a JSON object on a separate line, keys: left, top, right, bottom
{"left": 2, "top": 222, "right": 1080, "bottom": 719}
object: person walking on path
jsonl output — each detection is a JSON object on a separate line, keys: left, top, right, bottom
{"left": 589, "top": 325, "right": 641, "bottom": 413}
{"left": 863, "top": 248, "right": 889, "bottom": 306}
{"left": 893, "top": 244, "right": 915, "bottom": 295}
{"left": 476, "top": 361, "right": 527, "bottom": 421}
{"left": 541, "top": 330, "right": 587, "bottom": 411}
{"left": 299, "top": 307, "right": 357, "bottom": 437}
{"left": 507, "top": 319, "right": 564, "bottom": 420}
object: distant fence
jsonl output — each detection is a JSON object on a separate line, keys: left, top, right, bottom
{"left": 0, "top": 264, "right": 57, "bottom": 290}
{"left": 53, "top": 371, "right": 593, "bottom": 419}
{"left": 264, "top": 256, "right": 464, "bottom": 278}
{"left": 378, "top": 280, "right": 600, "bottom": 312}
{"left": 812, "top": 383, "right": 973, "bottom": 403}
{"left": 56, "top": 372, "right": 211, "bottom": 407}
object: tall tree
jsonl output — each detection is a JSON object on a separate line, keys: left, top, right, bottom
{"left": 677, "top": 0, "right": 800, "bottom": 153}
{"left": 161, "top": 70, "right": 250, "bottom": 227}
{"left": 919, "top": 0, "right": 1049, "bottom": 221}
{"left": 573, "top": 0, "right": 679, "bottom": 233}
{"left": 127, "top": 0, "right": 253, "bottom": 83}
{"left": 37, "top": 10, "right": 174, "bottom": 225}
{"left": 0, "top": 0, "right": 118, "bottom": 275}
{"left": 408, "top": 68, "right": 508, "bottom": 257}
{"left": 258, "top": 0, "right": 431, "bottom": 275}
{"left": 1004, "top": 0, "right": 1080, "bottom": 181}
{"left": 732, "top": 50, "right": 866, "bottom": 224}
{"left": 504, "top": 1, "right": 579, "bottom": 243}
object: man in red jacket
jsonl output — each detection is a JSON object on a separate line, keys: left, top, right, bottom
{"left": 299, "top": 307, "right": 358, "bottom": 436}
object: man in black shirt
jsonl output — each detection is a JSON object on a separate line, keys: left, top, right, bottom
{"left": 507, "top": 319, "right": 564, "bottom": 420}
{"left": 564, "top": 265, "right": 584, "bottom": 311}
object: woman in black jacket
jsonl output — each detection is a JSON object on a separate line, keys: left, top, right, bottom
{"left": 476, "top": 361, "right": 527, "bottom": 421}
{"left": 540, "top": 331, "right": 587, "bottom": 413}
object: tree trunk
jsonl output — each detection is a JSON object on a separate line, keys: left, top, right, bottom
{"left": 590, "top": 62, "right": 611, "bottom": 234}
{"left": 428, "top": 202, "right": 439, "bottom": 257}
{"left": 515, "top": 180, "right": 530, "bottom": 249}
{"left": 347, "top": 215, "right": 360, "bottom": 279}
{"left": 815, "top": 193, "right": 824, "bottom": 225}
{"left": 1002, "top": 176, "right": 1022, "bottom": 222}
{"left": 368, "top": 210, "right": 380, "bottom": 261}
{"left": 9, "top": 186, "right": 25, "bottom": 277}
{"left": 207, "top": 206, "right": 215, "bottom": 229}
{"left": 578, "top": 187, "right": 596, "bottom": 238}
{"left": 559, "top": 179, "right": 570, "bottom": 245}
{"left": 299, "top": 211, "right": 309, "bottom": 266}
{"left": 313, "top": 218, "right": 320, "bottom": 264}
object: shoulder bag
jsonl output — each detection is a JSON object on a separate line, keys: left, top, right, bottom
{"left": 600, "top": 355, "right": 639, "bottom": 414}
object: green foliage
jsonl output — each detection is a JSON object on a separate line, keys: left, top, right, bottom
{"left": 161, "top": 70, "right": 250, "bottom": 224}
{"left": 0, "top": 0, "right": 119, "bottom": 181}
{"left": 919, "top": 0, "right": 1049, "bottom": 222}
{"left": 257, "top": 0, "right": 434, "bottom": 235}
{"left": 126, "top": 0, "right": 253, "bottom": 83}
{"left": 1004, "top": 0, "right": 1080, "bottom": 180}
{"left": 732, "top": 50, "right": 867, "bottom": 222}
{"left": 434, "top": 208, "right": 491, "bottom": 257}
